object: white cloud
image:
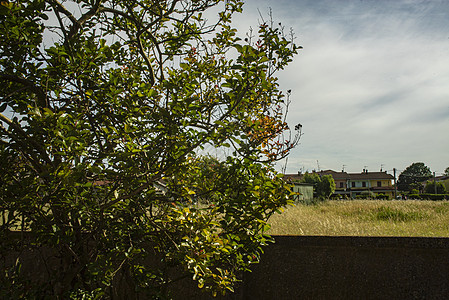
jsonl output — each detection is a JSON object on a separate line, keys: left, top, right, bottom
{"left": 234, "top": 0, "right": 449, "bottom": 174}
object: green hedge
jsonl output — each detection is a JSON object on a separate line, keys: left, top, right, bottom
{"left": 408, "top": 194, "right": 449, "bottom": 201}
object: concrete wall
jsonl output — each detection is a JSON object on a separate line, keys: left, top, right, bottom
{"left": 2, "top": 234, "right": 449, "bottom": 299}
{"left": 234, "top": 235, "right": 449, "bottom": 300}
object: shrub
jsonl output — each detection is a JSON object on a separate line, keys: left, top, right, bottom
{"left": 375, "top": 193, "right": 390, "bottom": 200}
{"left": 355, "top": 193, "right": 372, "bottom": 200}
{"left": 420, "top": 194, "right": 448, "bottom": 201}
{"left": 408, "top": 194, "right": 448, "bottom": 201}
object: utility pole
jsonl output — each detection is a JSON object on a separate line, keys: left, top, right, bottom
{"left": 434, "top": 172, "right": 437, "bottom": 194}
{"left": 393, "top": 168, "right": 397, "bottom": 199}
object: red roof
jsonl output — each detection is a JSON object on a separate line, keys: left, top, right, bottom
{"left": 283, "top": 170, "right": 394, "bottom": 181}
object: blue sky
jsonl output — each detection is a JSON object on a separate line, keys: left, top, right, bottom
{"left": 233, "top": 0, "right": 449, "bottom": 174}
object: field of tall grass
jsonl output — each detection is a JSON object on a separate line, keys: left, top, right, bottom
{"left": 268, "top": 200, "right": 449, "bottom": 237}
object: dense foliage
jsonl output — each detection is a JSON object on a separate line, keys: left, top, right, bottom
{"left": 300, "top": 172, "right": 336, "bottom": 200}
{"left": 397, "top": 162, "right": 432, "bottom": 192}
{"left": 0, "top": 0, "right": 301, "bottom": 298}
{"left": 424, "top": 181, "right": 447, "bottom": 195}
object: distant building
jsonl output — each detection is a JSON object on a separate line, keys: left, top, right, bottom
{"left": 284, "top": 169, "right": 395, "bottom": 199}
{"left": 291, "top": 182, "right": 314, "bottom": 204}
{"left": 345, "top": 169, "right": 395, "bottom": 198}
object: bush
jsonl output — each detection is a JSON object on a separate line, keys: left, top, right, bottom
{"left": 420, "top": 194, "right": 448, "bottom": 201}
{"left": 355, "top": 193, "right": 372, "bottom": 200}
{"left": 408, "top": 194, "right": 448, "bottom": 201}
{"left": 375, "top": 193, "right": 390, "bottom": 200}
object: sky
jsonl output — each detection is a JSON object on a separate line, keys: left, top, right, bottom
{"left": 232, "top": 0, "right": 449, "bottom": 175}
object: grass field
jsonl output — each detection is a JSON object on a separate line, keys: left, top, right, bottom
{"left": 268, "top": 200, "right": 449, "bottom": 237}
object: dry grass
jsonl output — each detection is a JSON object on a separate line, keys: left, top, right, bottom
{"left": 268, "top": 200, "right": 449, "bottom": 237}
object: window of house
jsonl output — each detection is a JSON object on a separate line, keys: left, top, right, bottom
{"left": 362, "top": 182, "right": 366, "bottom": 187}
{"left": 377, "top": 181, "right": 382, "bottom": 187}
{"left": 340, "top": 182, "right": 344, "bottom": 188}
{"left": 351, "top": 182, "right": 355, "bottom": 188}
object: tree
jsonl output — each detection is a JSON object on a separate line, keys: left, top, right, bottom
{"left": 397, "top": 162, "right": 432, "bottom": 192}
{"left": 0, "top": 0, "right": 301, "bottom": 298}
{"left": 424, "top": 181, "right": 447, "bottom": 194}
{"left": 300, "top": 173, "right": 335, "bottom": 200}
{"left": 444, "top": 167, "right": 449, "bottom": 176}
{"left": 318, "top": 175, "right": 336, "bottom": 199}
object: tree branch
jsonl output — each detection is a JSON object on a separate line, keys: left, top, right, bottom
{"left": 0, "top": 113, "right": 52, "bottom": 166}
{"left": 0, "top": 120, "right": 43, "bottom": 174}
{"left": 48, "top": 0, "right": 79, "bottom": 26}
{"left": 0, "top": 74, "right": 48, "bottom": 109}
{"left": 67, "top": 0, "right": 104, "bottom": 40}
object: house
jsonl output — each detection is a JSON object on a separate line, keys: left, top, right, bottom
{"left": 284, "top": 169, "right": 395, "bottom": 199}
{"left": 347, "top": 169, "right": 395, "bottom": 198}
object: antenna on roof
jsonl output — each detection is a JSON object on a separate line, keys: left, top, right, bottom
{"left": 380, "top": 164, "right": 384, "bottom": 172}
